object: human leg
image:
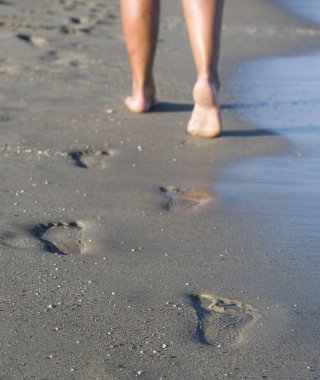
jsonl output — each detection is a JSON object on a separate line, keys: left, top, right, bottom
{"left": 181, "top": 0, "right": 224, "bottom": 137}
{"left": 120, "top": 0, "right": 160, "bottom": 113}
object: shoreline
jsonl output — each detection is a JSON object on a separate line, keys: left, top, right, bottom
{"left": 214, "top": 0, "right": 320, "bottom": 376}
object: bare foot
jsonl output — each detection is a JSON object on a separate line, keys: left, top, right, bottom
{"left": 125, "top": 83, "right": 157, "bottom": 113}
{"left": 187, "top": 77, "right": 222, "bottom": 138}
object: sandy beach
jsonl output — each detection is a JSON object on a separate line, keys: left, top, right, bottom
{"left": 1, "top": 0, "right": 320, "bottom": 379}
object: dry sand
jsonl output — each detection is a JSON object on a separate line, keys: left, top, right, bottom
{"left": 0, "top": 0, "right": 319, "bottom": 379}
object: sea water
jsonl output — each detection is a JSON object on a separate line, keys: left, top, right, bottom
{"left": 278, "top": 0, "right": 320, "bottom": 25}
{"left": 216, "top": 1, "right": 320, "bottom": 256}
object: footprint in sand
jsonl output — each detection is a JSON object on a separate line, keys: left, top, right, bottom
{"left": 58, "top": 0, "right": 76, "bottom": 11}
{"left": 39, "top": 50, "right": 59, "bottom": 63}
{"left": 69, "top": 149, "right": 111, "bottom": 169}
{"left": 69, "top": 16, "right": 92, "bottom": 26}
{"left": 159, "top": 186, "right": 212, "bottom": 211}
{"left": 189, "top": 293, "right": 259, "bottom": 346}
{"left": 33, "top": 221, "right": 85, "bottom": 255}
{"left": 60, "top": 25, "right": 91, "bottom": 35}
{"left": 17, "top": 33, "right": 48, "bottom": 48}
{"left": 60, "top": 16, "right": 94, "bottom": 35}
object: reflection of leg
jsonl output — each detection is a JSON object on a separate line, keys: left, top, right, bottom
{"left": 182, "top": 0, "right": 224, "bottom": 137}
{"left": 120, "top": 0, "right": 159, "bottom": 113}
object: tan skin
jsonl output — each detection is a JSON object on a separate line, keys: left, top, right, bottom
{"left": 120, "top": 0, "right": 224, "bottom": 138}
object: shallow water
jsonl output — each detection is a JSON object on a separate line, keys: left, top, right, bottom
{"left": 216, "top": 2, "right": 320, "bottom": 256}
{"left": 278, "top": 0, "right": 320, "bottom": 25}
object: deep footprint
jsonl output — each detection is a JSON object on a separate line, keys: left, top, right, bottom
{"left": 189, "top": 293, "right": 259, "bottom": 346}
{"left": 160, "top": 186, "right": 211, "bottom": 211}
{"left": 69, "top": 149, "right": 111, "bottom": 169}
{"left": 33, "top": 221, "right": 85, "bottom": 255}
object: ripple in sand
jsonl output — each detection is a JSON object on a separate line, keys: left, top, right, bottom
{"left": 33, "top": 221, "right": 85, "bottom": 255}
{"left": 69, "top": 148, "right": 111, "bottom": 169}
{"left": 189, "top": 293, "right": 260, "bottom": 346}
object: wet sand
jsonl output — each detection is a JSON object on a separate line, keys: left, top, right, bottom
{"left": 0, "top": 0, "right": 320, "bottom": 379}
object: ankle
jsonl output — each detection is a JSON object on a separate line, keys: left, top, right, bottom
{"left": 193, "top": 76, "right": 220, "bottom": 108}
{"left": 196, "top": 71, "right": 220, "bottom": 91}
{"left": 132, "top": 77, "right": 155, "bottom": 93}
